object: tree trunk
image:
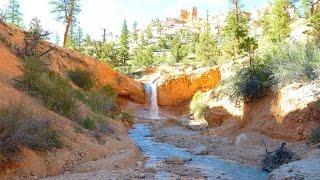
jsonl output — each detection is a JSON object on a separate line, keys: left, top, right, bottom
{"left": 63, "top": 0, "right": 76, "bottom": 47}
{"left": 63, "top": 20, "right": 71, "bottom": 47}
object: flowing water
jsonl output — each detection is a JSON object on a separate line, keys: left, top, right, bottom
{"left": 129, "top": 124, "right": 268, "bottom": 179}
{"left": 144, "top": 82, "right": 160, "bottom": 119}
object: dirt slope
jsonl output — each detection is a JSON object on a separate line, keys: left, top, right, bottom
{"left": 0, "top": 22, "right": 144, "bottom": 179}
{"left": 0, "top": 21, "right": 146, "bottom": 103}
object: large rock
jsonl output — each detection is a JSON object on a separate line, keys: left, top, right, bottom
{"left": 268, "top": 157, "right": 320, "bottom": 180}
{"left": 157, "top": 67, "right": 221, "bottom": 106}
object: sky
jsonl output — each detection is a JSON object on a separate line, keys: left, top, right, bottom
{"left": 0, "top": 0, "right": 267, "bottom": 42}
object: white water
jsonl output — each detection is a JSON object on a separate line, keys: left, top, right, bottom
{"left": 145, "top": 82, "right": 160, "bottom": 119}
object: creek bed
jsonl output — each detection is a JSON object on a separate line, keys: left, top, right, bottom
{"left": 129, "top": 123, "right": 268, "bottom": 179}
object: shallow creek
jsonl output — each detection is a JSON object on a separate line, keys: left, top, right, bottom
{"left": 129, "top": 123, "right": 268, "bottom": 179}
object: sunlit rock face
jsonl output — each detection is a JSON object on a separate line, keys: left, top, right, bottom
{"left": 157, "top": 67, "right": 221, "bottom": 106}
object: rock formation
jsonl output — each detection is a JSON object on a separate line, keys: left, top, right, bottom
{"left": 157, "top": 67, "right": 221, "bottom": 106}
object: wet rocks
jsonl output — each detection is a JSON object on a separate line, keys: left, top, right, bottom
{"left": 165, "top": 156, "right": 192, "bottom": 165}
{"left": 191, "top": 146, "right": 208, "bottom": 155}
{"left": 165, "top": 157, "right": 185, "bottom": 165}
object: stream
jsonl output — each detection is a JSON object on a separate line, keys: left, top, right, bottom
{"left": 130, "top": 80, "right": 268, "bottom": 179}
{"left": 129, "top": 124, "right": 268, "bottom": 179}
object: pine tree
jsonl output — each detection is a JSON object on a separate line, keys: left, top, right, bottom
{"left": 196, "top": 11, "right": 218, "bottom": 63}
{"left": 261, "top": 0, "right": 292, "bottom": 42}
{"left": 132, "top": 21, "right": 138, "bottom": 44}
{"left": 50, "top": 0, "right": 81, "bottom": 47}
{"left": 146, "top": 25, "right": 153, "bottom": 40}
{"left": 240, "top": 36, "right": 258, "bottom": 66}
{"left": 4, "top": 0, "right": 24, "bottom": 28}
{"left": 119, "top": 20, "right": 129, "bottom": 65}
{"left": 170, "top": 32, "right": 187, "bottom": 63}
{"left": 221, "top": 0, "right": 249, "bottom": 58}
{"left": 156, "top": 18, "right": 163, "bottom": 35}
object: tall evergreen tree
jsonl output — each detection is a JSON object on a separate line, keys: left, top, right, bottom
{"left": 221, "top": 0, "right": 249, "bottom": 58}
{"left": 4, "top": 0, "right": 24, "bottom": 28}
{"left": 132, "top": 21, "right": 138, "bottom": 44}
{"left": 170, "top": 32, "right": 187, "bottom": 63}
{"left": 260, "top": 0, "right": 292, "bottom": 42}
{"left": 119, "top": 20, "right": 129, "bottom": 65}
{"left": 50, "top": 0, "right": 81, "bottom": 47}
{"left": 196, "top": 11, "right": 218, "bottom": 63}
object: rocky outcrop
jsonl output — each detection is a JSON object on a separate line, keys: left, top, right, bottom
{"left": 0, "top": 21, "right": 146, "bottom": 104}
{"left": 157, "top": 67, "right": 221, "bottom": 106}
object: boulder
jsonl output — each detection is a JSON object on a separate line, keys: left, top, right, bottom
{"left": 191, "top": 146, "right": 209, "bottom": 155}
{"left": 234, "top": 133, "right": 248, "bottom": 147}
{"left": 187, "top": 119, "right": 208, "bottom": 131}
{"left": 268, "top": 157, "right": 320, "bottom": 180}
{"left": 157, "top": 67, "right": 221, "bottom": 106}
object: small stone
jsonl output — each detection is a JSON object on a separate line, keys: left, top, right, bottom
{"left": 134, "top": 173, "right": 146, "bottom": 178}
{"left": 165, "top": 156, "right": 185, "bottom": 165}
{"left": 136, "top": 161, "right": 143, "bottom": 167}
{"left": 145, "top": 166, "right": 156, "bottom": 173}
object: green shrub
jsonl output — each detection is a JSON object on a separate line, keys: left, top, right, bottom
{"left": 81, "top": 117, "right": 96, "bottom": 130}
{"left": 190, "top": 91, "right": 209, "bottom": 118}
{"left": 0, "top": 103, "right": 62, "bottom": 162}
{"left": 231, "top": 63, "right": 273, "bottom": 101}
{"left": 264, "top": 43, "right": 320, "bottom": 87}
{"left": 120, "top": 112, "right": 134, "bottom": 124}
{"left": 16, "top": 57, "right": 76, "bottom": 119}
{"left": 86, "top": 86, "right": 117, "bottom": 115}
{"left": 68, "top": 69, "right": 94, "bottom": 90}
{"left": 309, "top": 126, "right": 320, "bottom": 144}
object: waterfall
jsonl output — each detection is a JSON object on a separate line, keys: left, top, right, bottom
{"left": 145, "top": 81, "right": 159, "bottom": 119}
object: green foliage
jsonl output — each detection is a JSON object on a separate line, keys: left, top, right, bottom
{"left": 310, "top": 10, "right": 320, "bottom": 45}
{"left": 309, "top": 126, "right": 320, "bottom": 144}
{"left": 50, "top": 0, "right": 81, "bottom": 21}
{"left": 170, "top": 32, "right": 188, "bottom": 63}
{"left": 120, "top": 112, "right": 134, "bottom": 124}
{"left": 196, "top": 30, "right": 218, "bottom": 63}
{"left": 86, "top": 86, "right": 117, "bottom": 115}
{"left": 264, "top": 43, "right": 320, "bottom": 86}
{"left": 3, "top": 0, "right": 24, "bottom": 28}
{"left": 221, "top": 0, "right": 249, "bottom": 57}
{"left": 260, "top": 0, "right": 292, "bottom": 42}
{"left": 68, "top": 69, "right": 94, "bottom": 90}
{"left": 119, "top": 20, "right": 130, "bottom": 65}
{"left": 231, "top": 64, "right": 273, "bottom": 101}
{"left": 131, "top": 46, "right": 154, "bottom": 68}
{"left": 81, "top": 116, "right": 96, "bottom": 130}
{"left": 83, "top": 40, "right": 120, "bottom": 67}
{"left": 17, "top": 57, "right": 76, "bottom": 119}
{"left": 0, "top": 103, "right": 62, "bottom": 162}
{"left": 241, "top": 36, "right": 258, "bottom": 65}
{"left": 66, "top": 22, "right": 84, "bottom": 51}
{"left": 132, "top": 21, "right": 138, "bottom": 43}
{"left": 190, "top": 91, "right": 209, "bottom": 118}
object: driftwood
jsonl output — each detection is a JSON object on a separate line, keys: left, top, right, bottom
{"left": 261, "top": 141, "right": 300, "bottom": 173}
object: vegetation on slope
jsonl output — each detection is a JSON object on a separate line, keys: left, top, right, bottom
{"left": 0, "top": 103, "right": 62, "bottom": 164}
